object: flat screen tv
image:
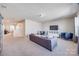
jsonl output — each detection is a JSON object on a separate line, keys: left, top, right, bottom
{"left": 50, "top": 25, "right": 58, "bottom": 30}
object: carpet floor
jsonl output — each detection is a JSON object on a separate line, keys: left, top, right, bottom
{"left": 1, "top": 34, "right": 78, "bottom": 56}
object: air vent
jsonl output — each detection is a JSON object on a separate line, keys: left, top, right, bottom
{"left": 0, "top": 4, "right": 7, "bottom": 8}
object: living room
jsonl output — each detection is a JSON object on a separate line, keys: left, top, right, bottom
{"left": 0, "top": 3, "right": 79, "bottom": 56}
{"left": 22, "top": 4, "right": 79, "bottom": 56}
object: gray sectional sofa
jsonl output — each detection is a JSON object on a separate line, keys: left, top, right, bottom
{"left": 29, "top": 34, "right": 57, "bottom": 51}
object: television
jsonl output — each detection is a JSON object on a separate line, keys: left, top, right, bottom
{"left": 50, "top": 25, "right": 58, "bottom": 30}
{"left": 40, "top": 31, "right": 45, "bottom": 35}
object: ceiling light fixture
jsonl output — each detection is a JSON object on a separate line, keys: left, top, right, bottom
{"left": 39, "top": 13, "right": 44, "bottom": 17}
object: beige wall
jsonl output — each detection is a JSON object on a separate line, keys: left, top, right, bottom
{"left": 3, "top": 17, "right": 75, "bottom": 37}
{"left": 14, "top": 20, "right": 25, "bottom": 37}
{"left": 42, "top": 17, "right": 75, "bottom": 34}
{"left": 25, "top": 20, "right": 42, "bottom": 36}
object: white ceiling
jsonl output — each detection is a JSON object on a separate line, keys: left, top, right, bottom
{"left": 0, "top": 3, "right": 79, "bottom": 22}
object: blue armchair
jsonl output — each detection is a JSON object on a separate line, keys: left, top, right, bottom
{"left": 65, "top": 33, "right": 73, "bottom": 40}
{"left": 60, "top": 32, "right": 73, "bottom": 40}
{"left": 60, "top": 32, "right": 66, "bottom": 38}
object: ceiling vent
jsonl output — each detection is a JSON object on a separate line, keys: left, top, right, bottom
{"left": 0, "top": 4, "right": 7, "bottom": 8}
